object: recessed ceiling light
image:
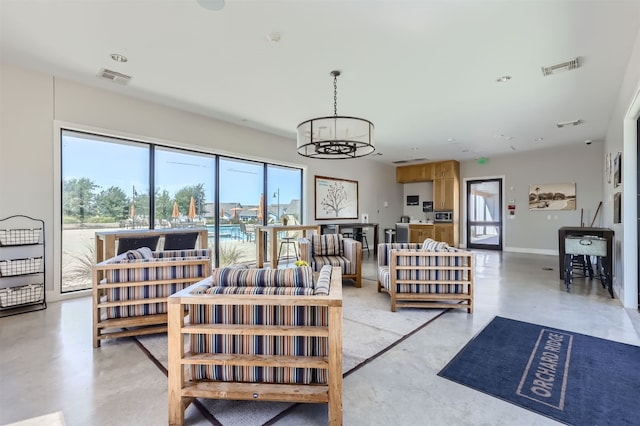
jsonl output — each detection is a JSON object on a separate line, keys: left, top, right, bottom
{"left": 505, "top": 136, "right": 514, "bottom": 141}
{"left": 447, "top": 138, "right": 456, "bottom": 143}
{"left": 496, "top": 76, "right": 511, "bottom": 83}
{"left": 535, "top": 137, "right": 544, "bottom": 141}
{"left": 110, "top": 53, "right": 128, "bottom": 63}
{"left": 267, "top": 32, "right": 281, "bottom": 43}
{"left": 410, "top": 147, "right": 420, "bottom": 151}
{"left": 462, "top": 149, "right": 470, "bottom": 153}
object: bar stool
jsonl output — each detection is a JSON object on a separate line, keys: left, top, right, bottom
{"left": 277, "top": 235, "right": 299, "bottom": 264}
{"left": 354, "top": 229, "right": 370, "bottom": 256}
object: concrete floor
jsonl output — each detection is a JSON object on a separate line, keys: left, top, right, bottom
{"left": 1, "top": 250, "right": 639, "bottom": 426}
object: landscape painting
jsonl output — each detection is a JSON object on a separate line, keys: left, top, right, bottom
{"left": 528, "top": 183, "right": 576, "bottom": 211}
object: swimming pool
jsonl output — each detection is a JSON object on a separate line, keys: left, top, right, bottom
{"left": 206, "top": 224, "right": 244, "bottom": 242}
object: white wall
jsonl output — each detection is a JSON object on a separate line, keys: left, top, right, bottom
{"left": 0, "top": 63, "right": 401, "bottom": 297}
{"left": 461, "top": 143, "right": 604, "bottom": 254}
{"left": 402, "top": 181, "right": 434, "bottom": 222}
{"left": 603, "top": 24, "right": 640, "bottom": 308}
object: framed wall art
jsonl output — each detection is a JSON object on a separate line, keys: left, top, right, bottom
{"left": 605, "top": 152, "right": 612, "bottom": 184}
{"left": 614, "top": 151, "right": 622, "bottom": 187}
{"left": 614, "top": 192, "right": 621, "bottom": 224}
{"left": 314, "top": 175, "right": 358, "bottom": 220}
{"left": 528, "top": 183, "right": 576, "bottom": 210}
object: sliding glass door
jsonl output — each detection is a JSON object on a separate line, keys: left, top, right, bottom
{"left": 60, "top": 129, "right": 303, "bottom": 293}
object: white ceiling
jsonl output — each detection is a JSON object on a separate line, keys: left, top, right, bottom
{"left": 1, "top": 0, "right": 639, "bottom": 165}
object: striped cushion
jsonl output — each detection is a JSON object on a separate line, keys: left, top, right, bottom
{"left": 125, "top": 247, "right": 154, "bottom": 260}
{"left": 421, "top": 238, "right": 449, "bottom": 251}
{"left": 190, "top": 304, "right": 329, "bottom": 384}
{"left": 310, "top": 234, "right": 342, "bottom": 256}
{"left": 103, "top": 258, "right": 208, "bottom": 318}
{"left": 154, "top": 249, "right": 210, "bottom": 259}
{"left": 310, "top": 255, "right": 350, "bottom": 274}
{"left": 314, "top": 265, "right": 332, "bottom": 295}
{"left": 206, "top": 286, "right": 314, "bottom": 295}
{"left": 377, "top": 243, "right": 422, "bottom": 267}
{"left": 385, "top": 249, "right": 470, "bottom": 294}
{"left": 211, "top": 266, "right": 314, "bottom": 288}
{"left": 378, "top": 266, "right": 390, "bottom": 290}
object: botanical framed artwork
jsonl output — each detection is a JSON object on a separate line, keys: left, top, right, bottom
{"left": 528, "top": 183, "right": 576, "bottom": 210}
{"left": 605, "top": 152, "right": 612, "bottom": 184}
{"left": 614, "top": 151, "right": 622, "bottom": 187}
{"left": 314, "top": 175, "right": 358, "bottom": 220}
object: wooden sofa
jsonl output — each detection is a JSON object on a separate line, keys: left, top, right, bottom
{"left": 377, "top": 240, "right": 474, "bottom": 312}
{"left": 92, "top": 248, "right": 211, "bottom": 347}
{"left": 299, "top": 233, "right": 362, "bottom": 287}
{"left": 167, "top": 265, "right": 343, "bottom": 426}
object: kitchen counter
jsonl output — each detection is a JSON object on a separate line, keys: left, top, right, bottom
{"left": 396, "top": 223, "right": 435, "bottom": 243}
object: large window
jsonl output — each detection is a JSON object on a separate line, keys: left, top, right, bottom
{"left": 60, "top": 129, "right": 302, "bottom": 293}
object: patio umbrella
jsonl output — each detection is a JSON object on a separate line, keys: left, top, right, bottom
{"left": 172, "top": 202, "right": 180, "bottom": 219}
{"left": 257, "top": 194, "right": 264, "bottom": 221}
{"left": 188, "top": 196, "right": 196, "bottom": 220}
{"left": 231, "top": 207, "right": 242, "bottom": 220}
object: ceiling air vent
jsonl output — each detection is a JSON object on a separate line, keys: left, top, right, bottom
{"left": 556, "top": 119, "right": 582, "bottom": 128}
{"left": 97, "top": 68, "right": 131, "bottom": 85}
{"left": 392, "top": 160, "right": 410, "bottom": 164}
{"left": 541, "top": 57, "right": 580, "bottom": 76}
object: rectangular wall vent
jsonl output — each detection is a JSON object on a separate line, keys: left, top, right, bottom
{"left": 97, "top": 68, "right": 132, "bottom": 85}
{"left": 541, "top": 57, "right": 580, "bottom": 76}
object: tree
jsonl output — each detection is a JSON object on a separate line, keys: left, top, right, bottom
{"left": 63, "top": 178, "right": 98, "bottom": 223}
{"left": 174, "top": 184, "right": 206, "bottom": 216}
{"left": 95, "top": 186, "right": 129, "bottom": 220}
{"left": 156, "top": 189, "right": 173, "bottom": 221}
{"left": 320, "top": 182, "right": 349, "bottom": 217}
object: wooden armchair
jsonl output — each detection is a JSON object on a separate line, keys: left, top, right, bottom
{"left": 377, "top": 240, "right": 474, "bottom": 312}
{"left": 167, "top": 265, "right": 343, "bottom": 426}
{"left": 92, "top": 248, "right": 211, "bottom": 347}
{"left": 299, "top": 234, "right": 362, "bottom": 287}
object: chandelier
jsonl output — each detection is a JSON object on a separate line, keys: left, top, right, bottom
{"left": 296, "top": 70, "right": 375, "bottom": 159}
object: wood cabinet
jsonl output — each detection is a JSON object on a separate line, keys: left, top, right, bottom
{"left": 396, "top": 163, "right": 433, "bottom": 183}
{"left": 434, "top": 177, "right": 455, "bottom": 210}
{"left": 434, "top": 160, "right": 457, "bottom": 179}
{"left": 409, "top": 225, "right": 434, "bottom": 243}
{"left": 396, "top": 159, "right": 460, "bottom": 247}
{"left": 434, "top": 224, "right": 454, "bottom": 246}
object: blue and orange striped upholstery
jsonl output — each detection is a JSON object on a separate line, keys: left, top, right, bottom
{"left": 210, "top": 265, "right": 314, "bottom": 288}
{"left": 300, "top": 235, "right": 360, "bottom": 276}
{"left": 185, "top": 265, "right": 334, "bottom": 385}
{"left": 101, "top": 249, "right": 211, "bottom": 319}
{"left": 310, "top": 234, "right": 343, "bottom": 256}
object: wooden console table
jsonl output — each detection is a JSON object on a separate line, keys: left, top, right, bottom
{"left": 256, "top": 225, "right": 321, "bottom": 268}
{"left": 95, "top": 227, "right": 208, "bottom": 263}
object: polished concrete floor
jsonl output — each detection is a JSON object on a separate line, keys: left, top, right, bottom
{"left": 1, "top": 250, "right": 639, "bottom": 426}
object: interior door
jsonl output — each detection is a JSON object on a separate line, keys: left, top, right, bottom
{"left": 467, "top": 179, "right": 503, "bottom": 250}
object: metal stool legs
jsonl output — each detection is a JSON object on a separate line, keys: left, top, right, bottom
{"left": 277, "top": 237, "right": 299, "bottom": 264}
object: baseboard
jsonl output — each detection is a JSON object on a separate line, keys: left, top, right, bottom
{"left": 502, "top": 246, "right": 557, "bottom": 256}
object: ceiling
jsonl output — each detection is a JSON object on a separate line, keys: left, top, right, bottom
{"left": 1, "top": 1, "right": 639, "bottom": 165}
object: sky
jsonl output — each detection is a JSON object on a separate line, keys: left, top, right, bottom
{"left": 62, "top": 131, "right": 300, "bottom": 206}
